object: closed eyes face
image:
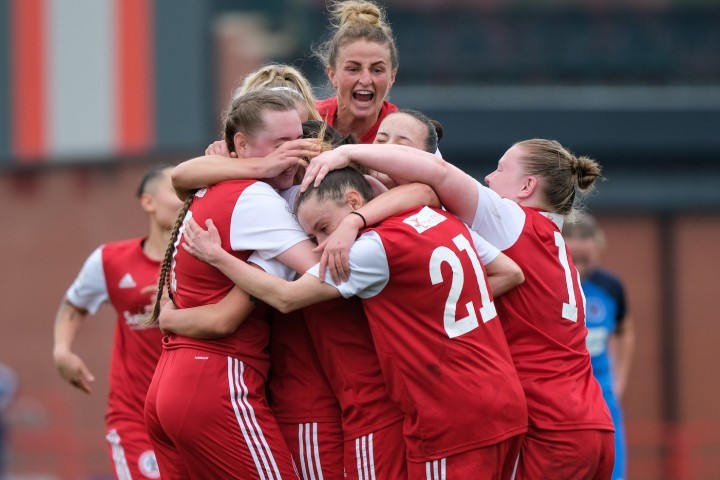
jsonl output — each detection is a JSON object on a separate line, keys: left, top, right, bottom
{"left": 484, "top": 145, "right": 528, "bottom": 202}
{"left": 374, "top": 113, "right": 427, "bottom": 151}
{"left": 243, "top": 109, "right": 303, "bottom": 190}
{"left": 297, "top": 196, "right": 350, "bottom": 245}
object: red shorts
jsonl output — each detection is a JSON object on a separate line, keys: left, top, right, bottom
{"left": 344, "top": 420, "right": 406, "bottom": 480}
{"left": 144, "top": 348, "right": 296, "bottom": 479}
{"left": 105, "top": 419, "right": 159, "bottom": 479}
{"left": 515, "top": 428, "right": 615, "bottom": 480}
{"left": 407, "top": 435, "right": 523, "bottom": 480}
{"left": 278, "top": 421, "right": 344, "bottom": 480}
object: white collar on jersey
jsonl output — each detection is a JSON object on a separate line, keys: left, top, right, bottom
{"left": 538, "top": 211, "right": 564, "bottom": 230}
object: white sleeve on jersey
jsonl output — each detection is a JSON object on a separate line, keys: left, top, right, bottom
{"left": 248, "top": 252, "right": 298, "bottom": 281}
{"left": 470, "top": 180, "right": 526, "bottom": 251}
{"left": 306, "top": 231, "right": 390, "bottom": 299}
{"left": 65, "top": 246, "right": 108, "bottom": 314}
{"left": 468, "top": 229, "right": 500, "bottom": 265}
{"left": 229, "top": 182, "right": 310, "bottom": 259}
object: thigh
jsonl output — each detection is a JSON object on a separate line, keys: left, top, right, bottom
{"left": 279, "top": 421, "right": 344, "bottom": 480}
{"left": 153, "top": 349, "right": 296, "bottom": 479}
{"left": 344, "top": 421, "right": 406, "bottom": 480}
{"left": 516, "top": 428, "right": 615, "bottom": 480}
{"left": 407, "top": 435, "right": 523, "bottom": 480}
{"left": 143, "top": 350, "right": 191, "bottom": 478}
{"left": 105, "top": 420, "right": 160, "bottom": 480}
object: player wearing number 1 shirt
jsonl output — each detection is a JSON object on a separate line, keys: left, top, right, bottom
{"left": 299, "top": 139, "right": 616, "bottom": 480}
{"left": 178, "top": 167, "right": 528, "bottom": 480}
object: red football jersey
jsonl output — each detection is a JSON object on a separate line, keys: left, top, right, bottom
{"left": 268, "top": 309, "right": 341, "bottom": 423}
{"left": 315, "top": 97, "right": 398, "bottom": 144}
{"left": 321, "top": 207, "right": 528, "bottom": 462}
{"left": 470, "top": 181, "right": 614, "bottom": 432}
{"left": 303, "top": 298, "right": 404, "bottom": 439}
{"left": 66, "top": 238, "right": 164, "bottom": 423}
{"left": 167, "top": 180, "right": 307, "bottom": 378}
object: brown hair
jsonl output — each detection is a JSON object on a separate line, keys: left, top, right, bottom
{"left": 315, "top": 0, "right": 399, "bottom": 73}
{"left": 392, "top": 109, "right": 442, "bottom": 154}
{"left": 222, "top": 89, "right": 298, "bottom": 153}
{"left": 297, "top": 166, "right": 375, "bottom": 212}
{"left": 234, "top": 64, "right": 322, "bottom": 121}
{"left": 515, "top": 138, "right": 603, "bottom": 216}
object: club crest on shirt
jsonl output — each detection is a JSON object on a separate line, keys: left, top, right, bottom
{"left": 403, "top": 206, "right": 446, "bottom": 234}
{"left": 138, "top": 450, "right": 161, "bottom": 478}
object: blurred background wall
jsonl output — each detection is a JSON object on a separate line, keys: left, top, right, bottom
{"left": 0, "top": 0, "right": 719, "bottom": 478}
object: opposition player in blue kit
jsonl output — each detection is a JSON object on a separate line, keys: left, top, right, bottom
{"left": 563, "top": 213, "right": 635, "bottom": 480}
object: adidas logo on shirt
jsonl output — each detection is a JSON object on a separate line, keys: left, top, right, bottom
{"left": 118, "top": 273, "right": 137, "bottom": 289}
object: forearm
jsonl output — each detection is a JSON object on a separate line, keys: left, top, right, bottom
{"left": 53, "top": 300, "right": 87, "bottom": 357}
{"left": 208, "top": 252, "right": 335, "bottom": 313}
{"left": 612, "top": 318, "right": 635, "bottom": 398}
{"left": 171, "top": 155, "right": 267, "bottom": 198}
{"left": 342, "top": 144, "right": 445, "bottom": 185}
{"left": 161, "top": 287, "right": 255, "bottom": 339}
{"left": 485, "top": 254, "right": 524, "bottom": 297}
{"left": 357, "top": 183, "right": 440, "bottom": 226}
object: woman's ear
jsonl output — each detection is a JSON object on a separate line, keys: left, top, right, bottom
{"left": 517, "top": 175, "right": 538, "bottom": 200}
{"left": 233, "top": 132, "right": 246, "bottom": 156}
{"left": 346, "top": 190, "right": 364, "bottom": 210}
{"left": 139, "top": 192, "right": 155, "bottom": 214}
{"left": 326, "top": 65, "right": 337, "bottom": 89}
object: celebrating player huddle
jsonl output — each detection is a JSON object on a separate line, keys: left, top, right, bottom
{"left": 53, "top": 1, "right": 616, "bottom": 479}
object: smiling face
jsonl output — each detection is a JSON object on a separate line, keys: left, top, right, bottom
{"left": 327, "top": 38, "right": 396, "bottom": 129}
{"left": 236, "top": 108, "right": 303, "bottom": 190}
{"left": 374, "top": 112, "right": 428, "bottom": 151}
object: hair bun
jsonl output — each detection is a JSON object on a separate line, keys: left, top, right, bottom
{"left": 334, "top": 1, "right": 384, "bottom": 28}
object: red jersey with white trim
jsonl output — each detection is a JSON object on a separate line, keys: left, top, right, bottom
{"left": 311, "top": 207, "right": 528, "bottom": 461}
{"left": 166, "top": 180, "right": 309, "bottom": 378}
{"left": 268, "top": 309, "right": 341, "bottom": 423}
{"left": 315, "top": 98, "right": 398, "bottom": 144}
{"left": 66, "top": 238, "right": 163, "bottom": 424}
{"left": 303, "top": 298, "right": 404, "bottom": 439}
{"left": 470, "top": 180, "right": 613, "bottom": 432}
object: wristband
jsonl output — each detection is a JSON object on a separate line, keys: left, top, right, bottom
{"left": 349, "top": 211, "right": 367, "bottom": 229}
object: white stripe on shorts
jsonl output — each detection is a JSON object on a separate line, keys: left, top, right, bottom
{"left": 298, "top": 422, "right": 324, "bottom": 480}
{"left": 355, "top": 433, "right": 376, "bottom": 480}
{"left": 228, "top": 357, "right": 283, "bottom": 480}
{"left": 425, "top": 458, "right": 447, "bottom": 480}
{"left": 105, "top": 428, "right": 132, "bottom": 480}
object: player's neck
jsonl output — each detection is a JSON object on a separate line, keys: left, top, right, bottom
{"left": 143, "top": 223, "right": 170, "bottom": 261}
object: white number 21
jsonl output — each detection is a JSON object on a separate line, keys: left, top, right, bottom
{"left": 430, "top": 234, "right": 497, "bottom": 339}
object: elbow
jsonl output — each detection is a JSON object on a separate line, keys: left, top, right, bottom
{"left": 511, "top": 268, "right": 525, "bottom": 288}
{"left": 275, "top": 292, "right": 304, "bottom": 314}
{"left": 208, "top": 315, "right": 244, "bottom": 337}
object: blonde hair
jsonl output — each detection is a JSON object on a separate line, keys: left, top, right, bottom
{"left": 515, "top": 138, "right": 603, "bottom": 216}
{"left": 315, "top": 0, "right": 398, "bottom": 72}
{"left": 233, "top": 64, "right": 321, "bottom": 121}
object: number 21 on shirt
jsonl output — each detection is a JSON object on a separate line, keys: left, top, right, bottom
{"left": 429, "top": 233, "right": 496, "bottom": 339}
